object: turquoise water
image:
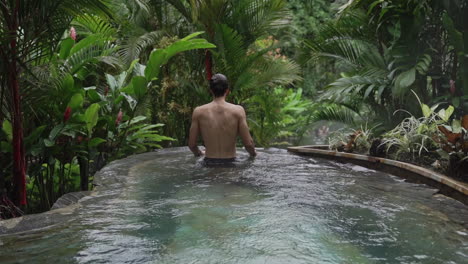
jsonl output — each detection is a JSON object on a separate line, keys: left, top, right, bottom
{"left": 1, "top": 148, "right": 467, "bottom": 263}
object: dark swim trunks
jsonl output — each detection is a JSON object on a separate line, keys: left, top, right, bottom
{"left": 202, "top": 157, "right": 237, "bottom": 167}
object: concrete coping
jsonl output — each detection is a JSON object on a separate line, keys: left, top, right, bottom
{"left": 288, "top": 145, "right": 468, "bottom": 205}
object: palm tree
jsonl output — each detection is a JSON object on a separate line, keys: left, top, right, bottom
{"left": 0, "top": 0, "right": 111, "bottom": 207}
{"left": 165, "top": 0, "right": 301, "bottom": 103}
{"left": 305, "top": 1, "right": 436, "bottom": 129}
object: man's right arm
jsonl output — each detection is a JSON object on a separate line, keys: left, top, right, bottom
{"left": 188, "top": 108, "right": 203, "bottom": 157}
{"left": 238, "top": 106, "right": 257, "bottom": 157}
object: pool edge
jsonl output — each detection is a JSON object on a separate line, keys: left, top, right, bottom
{"left": 0, "top": 147, "right": 189, "bottom": 236}
{"left": 288, "top": 145, "right": 468, "bottom": 206}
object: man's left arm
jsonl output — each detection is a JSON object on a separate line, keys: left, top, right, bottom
{"left": 188, "top": 108, "right": 203, "bottom": 157}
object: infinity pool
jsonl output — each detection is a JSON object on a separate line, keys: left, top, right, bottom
{"left": 1, "top": 148, "right": 467, "bottom": 263}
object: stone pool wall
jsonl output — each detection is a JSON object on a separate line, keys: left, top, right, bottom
{"left": 0, "top": 149, "right": 180, "bottom": 235}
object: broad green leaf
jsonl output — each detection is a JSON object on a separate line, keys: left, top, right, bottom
{"left": 442, "top": 12, "right": 464, "bottom": 51}
{"left": 377, "top": 85, "right": 386, "bottom": 102}
{"left": 68, "top": 93, "right": 84, "bottom": 110}
{"left": 114, "top": 95, "right": 124, "bottom": 105}
{"left": 122, "top": 93, "right": 137, "bottom": 110}
{"left": 129, "top": 116, "right": 147, "bottom": 124}
{"left": 121, "top": 83, "right": 134, "bottom": 95}
{"left": 421, "top": 104, "right": 431, "bottom": 118}
{"left": 69, "top": 34, "right": 105, "bottom": 57}
{"left": 181, "top": 31, "right": 205, "bottom": 41}
{"left": 145, "top": 49, "right": 167, "bottom": 80}
{"left": 105, "top": 74, "right": 118, "bottom": 91}
{"left": 436, "top": 106, "right": 453, "bottom": 122}
{"left": 44, "top": 139, "right": 55, "bottom": 147}
{"left": 88, "top": 90, "right": 101, "bottom": 102}
{"left": 379, "top": 8, "right": 389, "bottom": 20}
{"left": 128, "top": 59, "right": 141, "bottom": 73}
{"left": 2, "top": 120, "right": 12, "bottom": 141}
{"left": 132, "top": 76, "right": 148, "bottom": 99}
{"left": 0, "top": 141, "right": 11, "bottom": 153}
{"left": 61, "top": 73, "right": 75, "bottom": 92}
{"left": 437, "top": 109, "right": 445, "bottom": 120}
{"left": 25, "top": 126, "right": 46, "bottom": 146}
{"left": 133, "top": 63, "right": 146, "bottom": 77}
{"left": 88, "top": 137, "right": 106, "bottom": 147}
{"left": 452, "top": 119, "right": 462, "bottom": 133}
{"left": 49, "top": 124, "right": 64, "bottom": 140}
{"left": 29, "top": 145, "right": 41, "bottom": 156}
{"left": 145, "top": 34, "right": 215, "bottom": 80}
{"left": 395, "top": 69, "right": 416, "bottom": 91}
{"left": 364, "top": 84, "right": 375, "bottom": 99}
{"left": 75, "top": 114, "right": 85, "bottom": 122}
{"left": 430, "top": 103, "right": 440, "bottom": 112}
{"left": 84, "top": 103, "right": 100, "bottom": 135}
{"left": 164, "top": 38, "right": 216, "bottom": 59}
{"left": 367, "top": 0, "right": 384, "bottom": 14}
{"left": 59, "top": 38, "right": 75, "bottom": 60}
{"left": 61, "top": 130, "right": 76, "bottom": 138}
{"left": 438, "top": 105, "right": 454, "bottom": 122}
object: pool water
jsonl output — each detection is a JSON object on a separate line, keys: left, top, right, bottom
{"left": 1, "top": 148, "right": 467, "bottom": 263}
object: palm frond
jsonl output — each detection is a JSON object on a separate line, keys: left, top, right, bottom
{"left": 313, "top": 104, "right": 361, "bottom": 125}
{"left": 323, "top": 73, "right": 389, "bottom": 103}
{"left": 65, "top": 35, "right": 120, "bottom": 75}
{"left": 212, "top": 24, "right": 248, "bottom": 78}
{"left": 118, "top": 30, "right": 166, "bottom": 65}
{"left": 72, "top": 14, "right": 117, "bottom": 37}
{"left": 230, "top": 0, "right": 289, "bottom": 43}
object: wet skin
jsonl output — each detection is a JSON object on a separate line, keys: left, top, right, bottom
{"left": 188, "top": 90, "right": 256, "bottom": 159}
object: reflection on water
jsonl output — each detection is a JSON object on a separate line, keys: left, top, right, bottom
{"left": 1, "top": 148, "right": 467, "bottom": 264}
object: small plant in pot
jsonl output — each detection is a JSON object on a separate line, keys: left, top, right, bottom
{"left": 328, "top": 125, "right": 374, "bottom": 154}
{"left": 436, "top": 115, "right": 468, "bottom": 182}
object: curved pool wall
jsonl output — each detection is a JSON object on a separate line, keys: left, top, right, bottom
{"left": 0, "top": 147, "right": 467, "bottom": 263}
{"left": 288, "top": 145, "right": 468, "bottom": 205}
{"left": 0, "top": 151, "right": 159, "bottom": 235}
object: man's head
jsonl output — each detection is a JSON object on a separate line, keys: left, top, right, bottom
{"left": 210, "top": 73, "right": 229, "bottom": 97}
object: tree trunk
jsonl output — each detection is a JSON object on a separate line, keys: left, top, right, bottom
{"left": 9, "top": 0, "right": 27, "bottom": 206}
{"left": 9, "top": 68, "right": 26, "bottom": 206}
{"left": 78, "top": 157, "right": 89, "bottom": 191}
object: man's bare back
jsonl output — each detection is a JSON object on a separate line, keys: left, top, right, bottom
{"left": 188, "top": 74, "right": 256, "bottom": 159}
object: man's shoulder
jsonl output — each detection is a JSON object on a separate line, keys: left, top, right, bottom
{"left": 194, "top": 104, "right": 210, "bottom": 112}
{"left": 195, "top": 102, "right": 244, "bottom": 115}
{"left": 224, "top": 103, "right": 246, "bottom": 119}
{"left": 225, "top": 102, "right": 244, "bottom": 111}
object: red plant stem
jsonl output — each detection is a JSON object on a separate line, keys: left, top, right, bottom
{"left": 9, "top": 0, "right": 27, "bottom": 206}
{"left": 205, "top": 50, "right": 213, "bottom": 81}
{"left": 204, "top": 26, "right": 215, "bottom": 81}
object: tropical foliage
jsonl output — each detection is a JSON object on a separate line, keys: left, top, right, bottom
{"left": 0, "top": 0, "right": 215, "bottom": 217}
{"left": 306, "top": 0, "right": 468, "bottom": 129}
{"left": 1, "top": 0, "right": 467, "bottom": 218}
{"left": 303, "top": 0, "right": 468, "bottom": 182}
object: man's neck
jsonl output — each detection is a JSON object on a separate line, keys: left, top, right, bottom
{"left": 212, "top": 96, "right": 227, "bottom": 103}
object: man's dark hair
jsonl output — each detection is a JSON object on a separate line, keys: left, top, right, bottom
{"left": 210, "top": 73, "right": 229, "bottom": 97}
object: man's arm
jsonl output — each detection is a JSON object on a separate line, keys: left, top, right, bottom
{"left": 238, "top": 106, "right": 257, "bottom": 157}
{"left": 188, "top": 108, "right": 203, "bottom": 157}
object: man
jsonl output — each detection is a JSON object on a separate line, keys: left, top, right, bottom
{"left": 188, "top": 73, "right": 257, "bottom": 164}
